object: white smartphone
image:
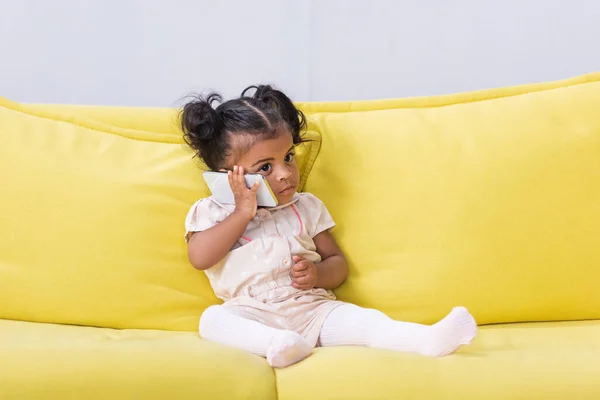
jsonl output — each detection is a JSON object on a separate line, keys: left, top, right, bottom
{"left": 202, "top": 171, "right": 279, "bottom": 207}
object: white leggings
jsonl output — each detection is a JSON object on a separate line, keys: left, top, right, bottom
{"left": 200, "top": 302, "right": 476, "bottom": 360}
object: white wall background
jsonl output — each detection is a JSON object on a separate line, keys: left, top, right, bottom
{"left": 1, "top": 0, "right": 599, "bottom": 106}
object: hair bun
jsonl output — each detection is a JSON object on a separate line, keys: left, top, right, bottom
{"left": 251, "top": 85, "right": 275, "bottom": 102}
{"left": 180, "top": 93, "right": 222, "bottom": 151}
{"left": 242, "top": 85, "right": 280, "bottom": 105}
{"left": 242, "top": 85, "right": 306, "bottom": 136}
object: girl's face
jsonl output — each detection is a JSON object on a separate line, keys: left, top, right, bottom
{"left": 234, "top": 128, "right": 299, "bottom": 205}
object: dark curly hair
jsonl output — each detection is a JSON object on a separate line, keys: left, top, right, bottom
{"left": 180, "top": 85, "right": 307, "bottom": 170}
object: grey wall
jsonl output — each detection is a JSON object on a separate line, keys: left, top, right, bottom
{"left": 1, "top": 0, "right": 599, "bottom": 106}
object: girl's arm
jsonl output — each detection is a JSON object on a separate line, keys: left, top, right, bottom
{"left": 187, "top": 166, "right": 259, "bottom": 271}
{"left": 292, "top": 230, "right": 349, "bottom": 290}
{"left": 313, "top": 230, "right": 349, "bottom": 289}
{"left": 187, "top": 210, "right": 252, "bottom": 270}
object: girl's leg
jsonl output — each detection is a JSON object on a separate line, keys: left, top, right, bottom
{"left": 199, "top": 305, "right": 312, "bottom": 368}
{"left": 319, "top": 303, "right": 477, "bottom": 357}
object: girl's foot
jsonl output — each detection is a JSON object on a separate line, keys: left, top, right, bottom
{"left": 423, "top": 306, "right": 477, "bottom": 357}
{"left": 266, "top": 331, "right": 312, "bottom": 368}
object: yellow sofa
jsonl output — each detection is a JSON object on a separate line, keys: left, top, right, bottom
{"left": 2, "top": 73, "right": 600, "bottom": 399}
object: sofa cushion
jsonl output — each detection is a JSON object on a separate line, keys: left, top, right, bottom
{"left": 0, "top": 97, "right": 321, "bottom": 331}
{"left": 0, "top": 319, "right": 276, "bottom": 400}
{"left": 276, "top": 320, "right": 600, "bottom": 400}
{"left": 20, "top": 102, "right": 321, "bottom": 190}
{"left": 297, "top": 71, "right": 600, "bottom": 114}
{"left": 28, "top": 72, "right": 599, "bottom": 135}
{"left": 306, "top": 78, "right": 600, "bottom": 325}
{"left": 25, "top": 103, "right": 181, "bottom": 136}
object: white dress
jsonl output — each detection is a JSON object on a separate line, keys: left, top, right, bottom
{"left": 185, "top": 193, "right": 344, "bottom": 346}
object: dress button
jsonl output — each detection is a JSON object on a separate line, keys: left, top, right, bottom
{"left": 282, "top": 258, "right": 290, "bottom": 266}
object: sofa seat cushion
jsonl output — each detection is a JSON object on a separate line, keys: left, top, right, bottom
{"left": 276, "top": 320, "right": 600, "bottom": 400}
{"left": 0, "top": 319, "right": 276, "bottom": 400}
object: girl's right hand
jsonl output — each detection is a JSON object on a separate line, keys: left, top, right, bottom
{"left": 228, "top": 165, "right": 260, "bottom": 219}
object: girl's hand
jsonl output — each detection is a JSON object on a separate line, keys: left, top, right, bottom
{"left": 228, "top": 165, "right": 259, "bottom": 219}
{"left": 291, "top": 256, "right": 318, "bottom": 290}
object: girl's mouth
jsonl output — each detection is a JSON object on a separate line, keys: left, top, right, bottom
{"left": 279, "top": 186, "right": 295, "bottom": 195}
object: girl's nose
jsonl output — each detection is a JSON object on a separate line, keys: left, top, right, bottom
{"left": 277, "top": 165, "right": 292, "bottom": 181}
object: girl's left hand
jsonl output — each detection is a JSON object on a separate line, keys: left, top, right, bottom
{"left": 290, "top": 256, "right": 318, "bottom": 290}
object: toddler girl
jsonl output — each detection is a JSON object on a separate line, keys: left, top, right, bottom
{"left": 182, "top": 85, "right": 477, "bottom": 368}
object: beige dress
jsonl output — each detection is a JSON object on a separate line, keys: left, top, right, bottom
{"left": 185, "top": 193, "right": 343, "bottom": 347}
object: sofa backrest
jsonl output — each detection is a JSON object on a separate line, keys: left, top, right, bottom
{"left": 0, "top": 97, "right": 320, "bottom": 331}
{"left": 304, "top": 73, "right": 600, "bottom": 325}
{"left": 2, "top": 72, "right": 599, "bottom": 330}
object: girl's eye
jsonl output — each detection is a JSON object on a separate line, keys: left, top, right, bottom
{"left": 260, "top": 164, "right": 272, "bottom": 172}
{"left": 284, "top": 153, "right": 295, "bottom": 163}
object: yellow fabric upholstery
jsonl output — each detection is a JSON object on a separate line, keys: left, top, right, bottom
{"left": 24, "top": 103, "right": 181, "bottom": 136}
{"left": 31, "top": 72, "right": 600, "bottom": 126}
{"left": 2, "top": 73, "right": 600, "bottom": 399}
{"left": 276, "top": 320, "right": 600, "bottom": 400}
{"left": 297, "top": 71, "right": 600, "bottom": 114}
{"left": 0, "top": 319, "right": 276, "bottom": 400}
{"left": 305, "top": 79, "right": 600, "bottom": 325}
{"left": 0, "top": 97, "right": 320, "bottom": 331}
